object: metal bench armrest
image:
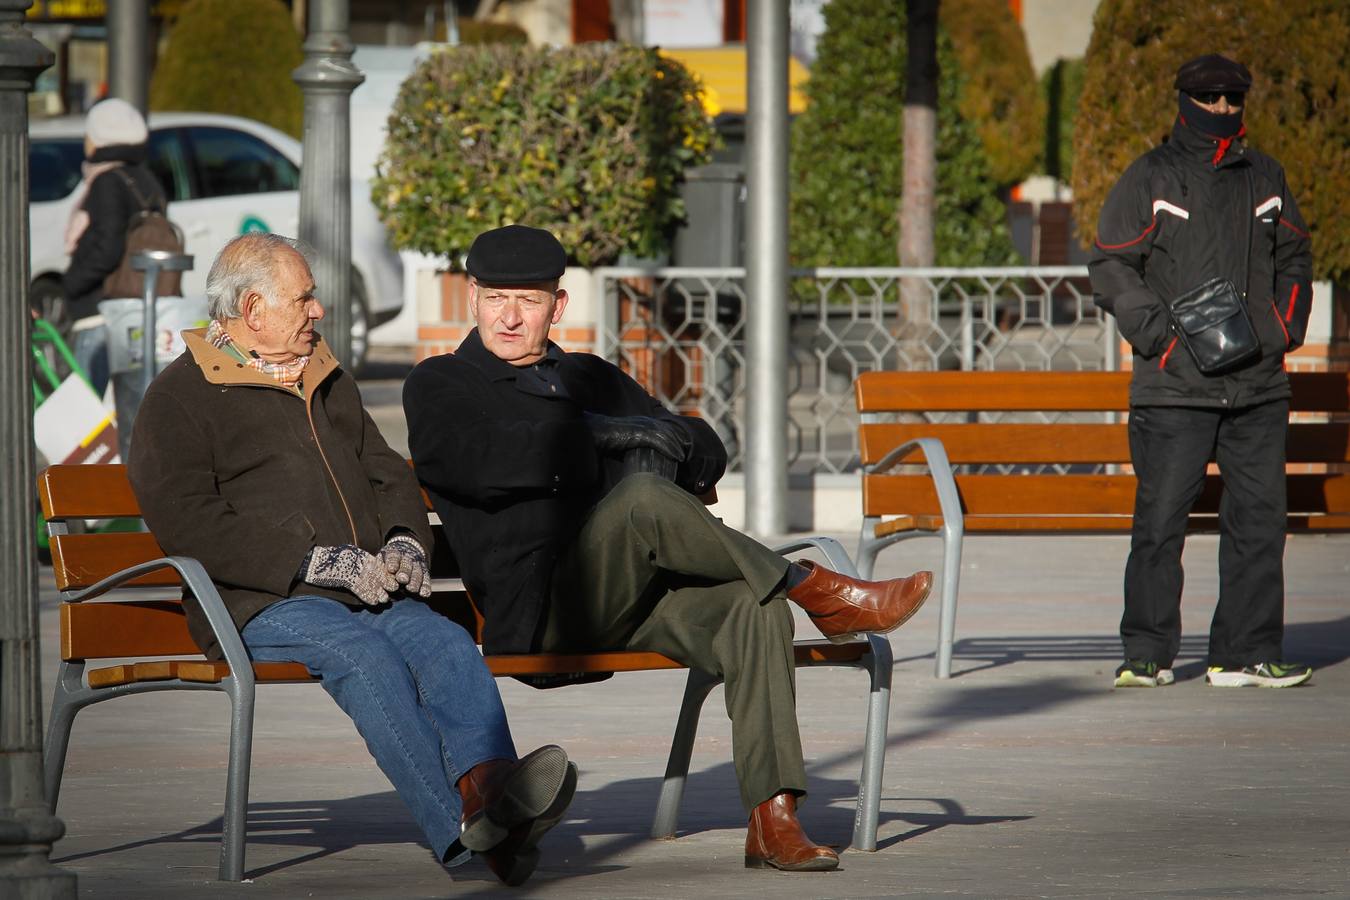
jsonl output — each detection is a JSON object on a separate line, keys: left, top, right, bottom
{"left": 68, "top": 556, "right": 254, "bottom": 690}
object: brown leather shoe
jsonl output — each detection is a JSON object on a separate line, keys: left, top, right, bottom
{"left": 479, "top": 762, "right": 578, "bottom": 886}
{"left": 457, "top": 745, "right": 571, "bottom": 853}
{"left": 744, "top": 792, "right": 839, "bottom": 871}
{"left": 788, "top": 561, "right": 932, "bottom": 643}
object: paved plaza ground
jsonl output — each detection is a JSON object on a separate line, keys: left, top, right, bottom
{"left": 37, "top": 527, "right": 1350, "bottom": 900}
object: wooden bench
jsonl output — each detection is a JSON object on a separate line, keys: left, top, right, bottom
{"left": 854, "top": 370, "right": 1350, "bottom": 679}
{"left": 38, "top": 463, "right": 894, "bottom": 882}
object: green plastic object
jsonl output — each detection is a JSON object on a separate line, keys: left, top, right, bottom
{"left": 30, "top": 319, "right": 136, "bottom": 552}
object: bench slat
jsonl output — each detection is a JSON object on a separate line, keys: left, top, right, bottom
{"left": 39, "top": 464, "right": 140, "bottom": 519}
{"left": 856, "top": 370, "right": 1350, "bottom": 414}
{"left": 863, "top": 472, "right": 1350, "bottom": 518}
{"left": 856, "top": 371, "right": 1131, "bottom": 412}
{"left": 50, "top": 532, "right": 175, "bottom": 592}
{"left": 859, "top": 422, "right": 1350, "bottom": 467}
{"left": 63, "top": 600, "right": 200, "bottom": 660}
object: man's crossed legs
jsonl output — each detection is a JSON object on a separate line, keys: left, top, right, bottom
{"left": 242, "top": 595, "right": 574, "bottom": 885}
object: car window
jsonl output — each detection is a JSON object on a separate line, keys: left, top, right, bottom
{"left": 28, "top": 138, "right": 84, "bottom": 202}
{"left": 187, "top": 127, "right": 300, "bottom": 198}
{"left": 148, "top": 129, "right": 192, "bottom": 202}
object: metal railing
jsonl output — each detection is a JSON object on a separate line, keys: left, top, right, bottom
{"left": 595, "top": 266, "right": 1114, "bottom": 474}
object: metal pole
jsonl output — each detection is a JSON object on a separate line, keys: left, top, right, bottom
{"left": 0, "top": 3, "right": 77, "bottom": 897}
{"left": 293, "top": 0, "right": 362, "bottom": 368}
{"left": 743, "top": 0, "right": 789, "bottom": 537}
{"left": 107, "top": 0, "right": 149, "bottom": 114}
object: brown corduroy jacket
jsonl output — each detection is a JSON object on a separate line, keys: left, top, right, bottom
{"left": 128, "top": 329, "right": 433, "bottom": 658}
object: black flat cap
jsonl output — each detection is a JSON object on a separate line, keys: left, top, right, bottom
{"left": 1174, "top": 54, "right": 1252, "bottom": 94}
{"left": 465, "top": 224, "right": 566, "bottom": 285}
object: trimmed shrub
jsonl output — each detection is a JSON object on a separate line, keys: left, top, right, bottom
{"left": 941, "top": 0, "right": 1045, "bottom": 188}
{"left": 149, "top": 0, "right": 303, "bottom": 139}
{"left": 1040, "top": 57, "right": 1084, "bottom": 184}
{"left": 789, "top": 0, "right": 1017, "bottom": 267}
{"left": 431, "top": 18, "right": 531, "bottom": 45}
{"left": 372, "top": 44, "right": 716, "bottom": 268}
{"left": 1073, "top": 0, "right": 1350, "bottom": 281}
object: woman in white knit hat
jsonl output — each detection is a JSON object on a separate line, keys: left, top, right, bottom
{"left": 60, "top": 97, "right": 172, "bottom": 394}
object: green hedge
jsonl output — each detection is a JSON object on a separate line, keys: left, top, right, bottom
{"left": 941, "top": 0, "right": 1045, "bottom": 188}
{"left": 149, "top": 0, "right": 303, "bottom": 139}
{"left": 1040, "top": 57, "right": 1084, "bottom": 184}
{"left": 372, "top": 44, "right": 716, "bottom": 268}
{"left": 789, "top": 0, "right": 1017, "bottom": 267}
{"left": 1073, "top": 0, "right": 1350, "bottom": 281}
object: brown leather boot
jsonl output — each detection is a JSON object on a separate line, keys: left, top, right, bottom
{"left": 744, "top": 792, "right": 839, "bottom": 871}
{"left": 787, "top": 561, "right": 932, "bottom": 643}
{"left": 456, "top": 745, "right": 571, "bottom": 854}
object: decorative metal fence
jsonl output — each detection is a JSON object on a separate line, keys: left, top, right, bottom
{"left": 595, "top": 266, "right": 1113, "bottom": 474}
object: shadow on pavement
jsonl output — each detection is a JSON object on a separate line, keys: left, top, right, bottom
{"left": 898, "top": 616, "right": 1350, "bottom": 677}
{"left": 50, "top": 762, "right": 1033, "bottom": 882}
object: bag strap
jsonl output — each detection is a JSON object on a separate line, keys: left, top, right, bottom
{"left": 112, "top": 166, "right": 163, "bottom": 214}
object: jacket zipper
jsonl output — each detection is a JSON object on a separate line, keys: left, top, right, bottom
{"left": 305, "top": 394, "right": 360, "bottom": 545}
{"left": 1158, "top": 336, "right": 1179, "bottom": 370}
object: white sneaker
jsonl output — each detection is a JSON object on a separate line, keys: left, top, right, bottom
{"left": 1205, "top": 662, "right": 1313, "bottom": 688}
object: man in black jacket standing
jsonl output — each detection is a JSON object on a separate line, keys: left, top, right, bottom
{"left": 1090, "top": 54, "right": 1313, "bottom": 689}
{"left": 405, "top": 224, "right": 934, "bottom": 872}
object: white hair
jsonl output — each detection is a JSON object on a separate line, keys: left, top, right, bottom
{"left": 204, "top": 233, "right": 313, "bottom": 321}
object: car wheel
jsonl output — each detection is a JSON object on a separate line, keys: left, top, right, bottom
{"left": 349, "top": 270, "right": 369, "bottom": 374}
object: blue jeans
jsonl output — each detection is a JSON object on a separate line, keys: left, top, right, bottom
{"left": 241, "top": 596, "right": 517, "bottom": 862}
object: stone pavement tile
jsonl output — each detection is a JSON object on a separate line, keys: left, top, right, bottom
{"left": 37, "top": 533, "right": 1350, "bottom": 898}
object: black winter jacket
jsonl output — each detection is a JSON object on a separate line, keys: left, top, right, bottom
{"left": 63, "top": 149, "right": 168, "bottom": 320}
{"left": 403, "top": 328, "right": 727, "bottom": 654}
{"left": 1089, "top": 117, "right": 1312, "bottom": 409}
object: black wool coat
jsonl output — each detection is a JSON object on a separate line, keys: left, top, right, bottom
{"left": 63, "top": 153, "right": 168, "bottom": 319}
{"left": 404, "top": 328, "right": 727, "bottom": 654}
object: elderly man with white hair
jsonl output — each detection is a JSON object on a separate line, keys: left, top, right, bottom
{"left": 128, "top": 233, "right": 574, "bottom": 886}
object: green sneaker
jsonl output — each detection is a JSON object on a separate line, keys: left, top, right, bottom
{"left": 1205, "top": 662, "right": 1313, "bottom": 688}
{"left": 1114, "top": 659, "right": 1175, "bottom": 688}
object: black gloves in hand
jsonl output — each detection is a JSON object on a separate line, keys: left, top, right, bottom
{"left": 584, "top": 413, "right": 690, "bottom": 462}
{"left": 379, "top": 534, "right": 433, "bottom": 598}
{"left": 300, "top": 544, "right": 397, "bottom": 606}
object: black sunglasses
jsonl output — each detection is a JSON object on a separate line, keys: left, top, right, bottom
{"left": 1189, "top": 90, "right": 1246, "bottom": 105}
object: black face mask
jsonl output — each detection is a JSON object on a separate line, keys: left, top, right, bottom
{"left": 1180, "top": 92, "right": 1244, "bottom": 139}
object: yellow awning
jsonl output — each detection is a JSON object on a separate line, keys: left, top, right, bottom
{"left": 659, "top": 45, "right": 810, "bottom": 117}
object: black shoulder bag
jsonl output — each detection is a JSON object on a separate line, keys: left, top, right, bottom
{"left": 1164, "top": 169, "right": 1260, "bottom": 375}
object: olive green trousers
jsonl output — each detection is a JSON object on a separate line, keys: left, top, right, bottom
{"left": 542, "top": 473, "right": 805, "bottom": 812}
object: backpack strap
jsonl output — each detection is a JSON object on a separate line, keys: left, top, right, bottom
{"left": 111, "top": 166, "right": 165, "bottom": 214}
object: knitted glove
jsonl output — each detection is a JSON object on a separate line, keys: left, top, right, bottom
{"left": 300, "top": 544, "right": 397, "bottom": 606}
{"left": 583, "top": 413, "right": 690, "bottom": 462}
{"left": 379, "top": 534, "right": 432, "bottom": 598}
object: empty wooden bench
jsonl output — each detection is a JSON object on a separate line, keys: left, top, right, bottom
{"left": 854, "top": 370, "right": 1350, "bottom": 679}
{"left": 39, "top": 463, "right": 893, "bottom": 882}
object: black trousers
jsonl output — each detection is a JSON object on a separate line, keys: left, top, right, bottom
{"left": 1122, "top": 400, "right": 1288, "bottom": 669}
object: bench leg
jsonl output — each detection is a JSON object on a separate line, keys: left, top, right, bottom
{"left": 44, "top": 661, "right": 86, "bottom": 812}
{"left": 934, "top": 522, "right": 964, "bottom": 679}
{"left": 856, "top": 519, "right": 884, "bottom": 580}
{"left": 218, "top": 676, "right": 256, "bottom": 882}
{"left": 651, "top": 668, "right": 719, "bottom": 840}
{"left": 852, "top": 635, "right": 893, "bottom": 851}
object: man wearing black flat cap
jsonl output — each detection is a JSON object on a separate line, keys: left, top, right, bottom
{"left": 404, "top": 223, "right": 936, "bottom": 872}
{"left": 1090, "top": 54, "right": 1314, "bottom": 689}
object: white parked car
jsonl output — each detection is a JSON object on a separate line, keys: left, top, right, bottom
{"left": 28, "top": 111, "right": 403, "bottom": 370}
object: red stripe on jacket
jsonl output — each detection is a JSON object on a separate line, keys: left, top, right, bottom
{"left": 1096, "top": 217, "right": 1158, "bottom": 251}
